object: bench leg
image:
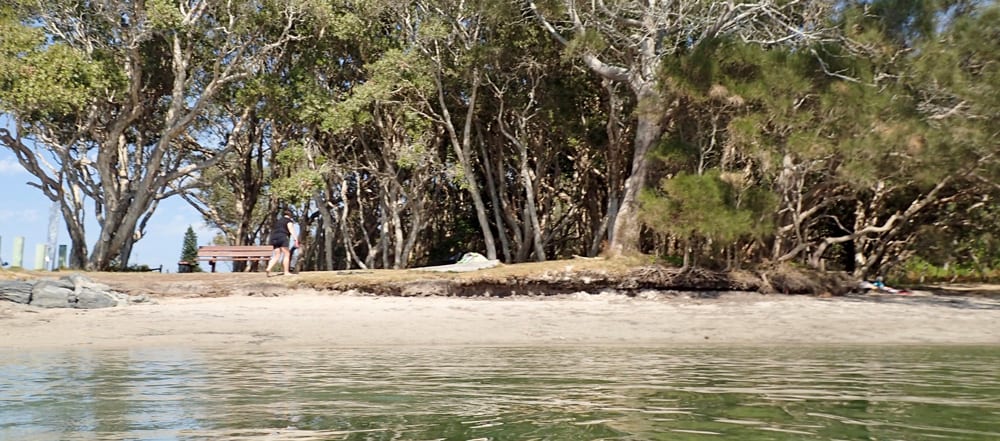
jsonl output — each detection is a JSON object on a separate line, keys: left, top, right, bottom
{"left": 210, "top": 260, "right": 217, "bottom": 273}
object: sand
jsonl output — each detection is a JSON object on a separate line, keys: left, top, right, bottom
{"left": 3, "top": 285, "right": 999, "bottom": 350}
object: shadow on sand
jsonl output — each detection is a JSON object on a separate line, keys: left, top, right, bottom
{"left": 842, "top": 290, "right": 1000, "bottom": 311}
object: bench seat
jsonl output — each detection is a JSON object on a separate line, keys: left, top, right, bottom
{"left": 197, "top": 245, "right": 273, "bottom": 272}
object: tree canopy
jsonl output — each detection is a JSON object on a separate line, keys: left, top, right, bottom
{"left": 1, "top": 0, "right": 997, "bottom": 280}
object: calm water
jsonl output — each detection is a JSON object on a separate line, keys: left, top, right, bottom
{"left": 1, "top": 346, "right": 999, "bottom": 440}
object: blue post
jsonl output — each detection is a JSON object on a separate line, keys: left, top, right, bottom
{"left": 58, "top": 245, "right": 68, "bottom": 269}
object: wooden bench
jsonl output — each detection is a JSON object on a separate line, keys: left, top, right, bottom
{"left": 196, "top": 245, "right": 274, "bottom": 273}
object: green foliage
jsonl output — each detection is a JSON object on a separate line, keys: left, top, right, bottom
{"left": 271, "top": 169, "right": 325, "bottom": 205}
{"left": 640, "top": 170, "right": 773, "bottom": 246}
{"left": 181, "top": 226, "right": 199, "bottom": 263}
{"left": 564, "top": 28, "right": 607, "bottom": 60}
{"left": 270, "top": 145, "right": 326, "bottom": 205}
{"left": 146, "top": 0, "right": 183, "bottom": 30}
{"left": 2, "top": 0, "right": 995, "bottom": 274}
{"left": 896, "top": 256, "right": 1000, "bottom": 284}
{"left": 910, "top": 4, "right": 1000, "bottom": 141}
{"left": 0, "top": 12, "right": 109, "bottom": 117}
{"left": 394, "top": 119, "right": 434, "bottom": 170}
{"left": 320, "top": 49, "right": 434, "bottom": 134}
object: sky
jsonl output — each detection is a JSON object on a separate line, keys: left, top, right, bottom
{"left": 0, "top": 150, "right": 216, "bottom": 272}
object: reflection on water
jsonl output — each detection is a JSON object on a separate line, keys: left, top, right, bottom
{"left": 2, "top": 346, "right": 999, "bottom": 440}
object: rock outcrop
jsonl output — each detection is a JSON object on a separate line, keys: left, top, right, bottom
{"left": 0, "top": 274, "right": 149, "bottom": 309}
{"left": 0, "top": 281, "right": 33, "bottom": 304}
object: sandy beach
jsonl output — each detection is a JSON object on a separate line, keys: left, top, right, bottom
{"left": 3, "top": 280, "right": 1000, "bottom": 350}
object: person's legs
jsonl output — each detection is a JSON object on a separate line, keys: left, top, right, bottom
{"left": 288, "top": 247, "right": 298, "bottom": 273}
{"left": 267, "top": 248, "right": 291, "bottom": 276}
{"left": 265, "top": 248, "right": 280, "bottom": 276}
{"left": 281, "top": 248, "right": 291, "bottom": 274}
{"left": 266, "top": 236, "right": 289, "bottom": 276}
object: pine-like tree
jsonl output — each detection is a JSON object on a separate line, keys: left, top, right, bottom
{"left": 180, "top": 226, "right": 199, "bottom": 267}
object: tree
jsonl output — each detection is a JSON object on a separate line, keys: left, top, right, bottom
{"left": 180, "top": 226, "right": 199, "bottom": 267}
{"left": 528, "top": 0, "right": 834, "bottom": 256}
{"left": 400, "top": 0, "right": 499, "bottom": 260}
{"left": 0, "top": 0, "right": 301, "bottom": 270}
{"left": 641, "top": 171, "right": 767, "bottom": 269}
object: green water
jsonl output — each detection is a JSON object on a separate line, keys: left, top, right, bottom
{"left": 1, "top": 346, "right": 998, "bottom": 440}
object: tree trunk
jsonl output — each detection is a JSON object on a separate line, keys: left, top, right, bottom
{"left": 590, "top": 80, "right": 627, "bottom": 256}
{"left": 63, "top": 206, "right": 88, "bottom": 269}
{"left": 435, "top": 70, "right": 497, "bottom": 260}
{"left": 477, "top": 128, "right": 513, "bottom": 262}
{"left": 338, "top": 178, "right": 367, "bottom": 270}
{"left": 400, "top": 193, "right": 426, "bottom": 269}
{"left": 316, "top": 196, "right": 336, "bottom": 271}
{"left": 608, "top": 85, "right": 663, "bottom": 256}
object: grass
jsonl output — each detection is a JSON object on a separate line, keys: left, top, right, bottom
{"left": 292, "top": 256, "right": 645, "bottom": 289}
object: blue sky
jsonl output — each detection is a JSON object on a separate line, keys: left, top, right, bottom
{"left": 0, "top": 150, "right": 216, "bottom": 272}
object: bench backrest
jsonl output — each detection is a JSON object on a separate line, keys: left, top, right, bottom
{"left": 197, "top": 245, "right": 274, "bottom": 259}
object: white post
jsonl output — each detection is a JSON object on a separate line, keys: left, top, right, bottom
{"left": 34, "top": 243, "right": 46, "bottom": 270}
{"left": 12, "top": 236, "right": 24, "bottom": 268}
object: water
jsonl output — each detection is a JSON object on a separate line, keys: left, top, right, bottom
{"left": 2, "top": 346, "right": 999, "bottom": 440}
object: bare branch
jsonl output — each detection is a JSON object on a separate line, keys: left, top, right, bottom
{"left": 525, "top": 0, "right": 630, "bottom": 83}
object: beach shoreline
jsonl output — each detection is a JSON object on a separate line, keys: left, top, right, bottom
{"left": 3, "top": 285, "right": 999, "bottom": 350}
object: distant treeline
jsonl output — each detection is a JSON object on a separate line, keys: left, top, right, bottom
{"left": 1, "top": 0, "right": 997, "bottom": 280}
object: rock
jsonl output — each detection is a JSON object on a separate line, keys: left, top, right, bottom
{"left": 128, "top": 293, "right": 151, "bottom": 304}
{"left": 458, "top": 252, "right": 489, "bottom": 263}
{"left": 2, "top": 275, "right": 130, "bottom": 309}
{"left": 71, "top": 274, "right": 130, "bottom": 309}
{"left": 31, "top": 279, "right": 75, "bottom": 308}
{"left": 0, "top": 280, "right": 34, "bottom": 304}
{"left": 68, "top": 274, "right": 114, "bottom": 294}
{"left": 75, "top": 287, "right": 119, "bottom": 309}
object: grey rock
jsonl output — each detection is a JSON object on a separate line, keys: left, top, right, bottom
{"left": 66, "top": 273, "right": 92, "bottom": 288}
{"left": 0, "top": 280, "right": 35, "bottom": 304}
{"left": 75, "top": 287, "right": 119, "bottom": 309}
{"left": 39, "top": 277, "right": 75, "bottom": 290}
{"left": 69, "top": 274, "right": 113, "bottom": 293}
{"left": 66, "top": 274, "right": 124, "bottom": 309}
{"left": 31, "top": 280, "right": 74, "bottom": 308}
{"left": 3, "top": 274, "right": 129, "bottom": 309}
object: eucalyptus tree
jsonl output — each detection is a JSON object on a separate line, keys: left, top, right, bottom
{"left": 528, "top": 0, "right": 835, "bottom": 256}
{"left": 0, "top": 0, "right": 302, "bottom": 269}
{"left": 179, "top": 103, "right": 270, "bottom": 249}
{"left": 179, "top": 0, "right": 364, "bottom": 260}
{"left": 480, "top": 11, "right": 561, "bottom": 263}
{"left": 394, "top": 0, "right": 501, "bottom": 261}
{"left": 294, "top": 1, "right": 446, "bottom": 270}
{"left": 480, "top": 30, "right": 614, "bottom": 262}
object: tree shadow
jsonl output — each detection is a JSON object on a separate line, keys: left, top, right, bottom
{"left": 842, "top": 291, "right": 1000, "bottom": 311}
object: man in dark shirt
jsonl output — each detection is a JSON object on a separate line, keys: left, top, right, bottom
{"left": 266, "top": 209, "right": 297, "bottom": 276}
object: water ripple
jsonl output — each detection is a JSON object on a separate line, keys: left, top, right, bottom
{"left": 1, "top": 346, "right": 999, "bottom": 440}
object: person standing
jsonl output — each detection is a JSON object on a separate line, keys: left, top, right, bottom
{"left": 266, "top": 209, "right": 298, "bottom": 276}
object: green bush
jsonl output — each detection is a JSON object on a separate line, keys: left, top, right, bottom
{"left": 895, "top": 256, "right": 1000, "bottom": 284}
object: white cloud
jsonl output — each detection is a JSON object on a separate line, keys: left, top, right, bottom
{"left": 0, "top": 157, "right": 27, "bottom": 175}
{"left": 0, "top": 208, "right": 41, "bottom": 223}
